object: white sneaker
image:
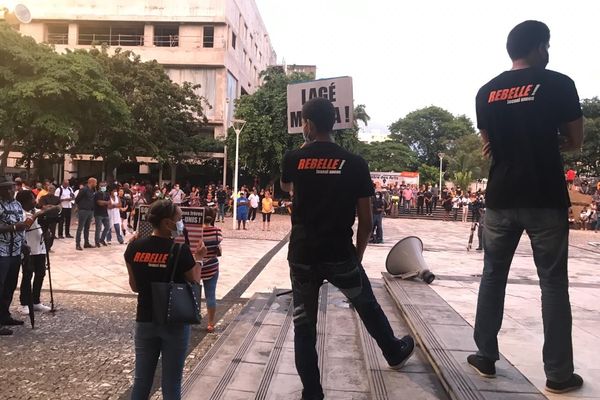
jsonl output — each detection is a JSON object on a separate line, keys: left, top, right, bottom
{"left": 18, "top": 305, "right": 29, "bottom": 315}
{"left": 33, "top": 303, "right": 51, "bottom": 312}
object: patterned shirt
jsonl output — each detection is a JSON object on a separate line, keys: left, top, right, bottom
{"left": 0, "top": 200, "right": 25, "bottom": 257}
{"left": 201, "top": 225, "right": 223, "bottom": 280}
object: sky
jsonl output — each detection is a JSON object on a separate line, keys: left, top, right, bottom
{"left": 255, "top": 0, "right": 600, "bottom": 133}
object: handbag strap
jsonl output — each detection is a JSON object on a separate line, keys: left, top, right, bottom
{"left": 163, "top": 241, "right": 177, "bottom": 282}
{"left": 168, "top": 242, "right": 183, "bottom": 283}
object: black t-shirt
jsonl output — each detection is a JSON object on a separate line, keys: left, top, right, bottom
{"left": 372, "top": 196, "right": 385, "bottom": 215}
{"left": 281, "top": 142, "right": 374, "bottom": 264}
{"left": 216, "top": 190, "right": 227, "bottom": 204}
{"left": 94, "top": 191, "right": 110, "bottom": 217}
{"left": 476, "top": 68, "right": 582, "bottom": 209}
{"left": 124, "top": 236, "right": 196, "bottom": 322}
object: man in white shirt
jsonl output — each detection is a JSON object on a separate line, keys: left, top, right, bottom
{"left": 169, "top": 184, "right": 185, "bottom": 205}
{"left": 55, "top": 179, "right": 74, "bottom": 238}
{"left": 248, "top": 190, "right": 259, "bottom": 222}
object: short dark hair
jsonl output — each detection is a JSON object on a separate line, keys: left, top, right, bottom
{"left": 16, "top": 190, "right": 35, "bottom": 204}
{"left": 302, "top": 97, "right": 336, "bottom": 133}
{"left": 204, "top": 207, "right": 216, "bottom": 225}
{"left": 147, "top": 200, "right": 177, "bottom": 229}
{"left": 506, "top": 20, "right": 550, "bottom": 60}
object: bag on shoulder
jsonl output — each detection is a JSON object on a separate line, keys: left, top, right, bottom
{"left": 151, "top": 242, "right": 202, "bottom": 325}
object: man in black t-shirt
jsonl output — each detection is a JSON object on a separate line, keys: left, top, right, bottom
{"left": 93, "top": 182, "right": 112, "bottom": 247}
{"left": 281, "top": 98, "right": 414, "bottom": 400}
{"left": 371, "top": 192, "right": 385, "bottom": 243}
{"left": 469, "top": 21, "right": 584, "bottom": 394}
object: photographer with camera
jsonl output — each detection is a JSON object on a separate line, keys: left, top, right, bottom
{"left": 0, "top": 177, "right": 29, "bottom": 335}
{"left": 16, "top": 190, "right": 59, "bottom": 315}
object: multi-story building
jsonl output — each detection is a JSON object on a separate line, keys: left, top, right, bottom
{"left": 10, "top": 0, "right": 276, "bottom": 181}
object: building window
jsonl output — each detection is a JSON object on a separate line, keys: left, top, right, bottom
{"left": 78, "top": 23, "right": 144, "bottom": 46}
{"left": 231, "top": 32, "right": 236, "bottom": 49}
{"left": 46, "top": 23, "right": 68, "bottom": 45}
{"left": 154, "top": 24, "right": 179, "bottom": 47}
{"left": 203, "top": 26, "right": 214, "bottom": 48}
{"left": 243, "top": 50, "right": 247, "bottom": 67}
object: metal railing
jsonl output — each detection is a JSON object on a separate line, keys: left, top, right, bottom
{"left": 78, "top": 33, "right": 144, "bottom": 46}
{"left": 153, "top": 35, "right": 179, "bottom": 47}
{"left": 47, "top": 33, "right": 68, "bottom": 45}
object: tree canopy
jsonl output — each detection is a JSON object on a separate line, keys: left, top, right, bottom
{"left": 563, "top": 97, "right": 600, "bottom": 175}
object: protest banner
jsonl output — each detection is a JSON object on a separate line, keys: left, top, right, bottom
{"left": 287, "top": 76, "right": 353, "bottom": 134}
{"left": 136, "top": 205, "right": 205, "bottom": 253}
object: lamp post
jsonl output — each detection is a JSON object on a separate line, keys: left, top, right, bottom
{"left": 231, "top": 119, "right": 246, "bottom": 230}
{"left": 438, "top": 152, "right": 445, "bottom": 191}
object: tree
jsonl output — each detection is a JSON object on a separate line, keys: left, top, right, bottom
{"left": 447, "top": 134, "right": 490, "bottom": 179}
{"left": 453, "top": 171, "right": 473, "bottom": 192}
{"left": 388, "top": 106, "right": 475, "bottom": 165}
{"left": 418, "top": 163, "right": 440, "bottom": 187}
{"left": 563, "top": 97, "right": 600, "bottom": 175}
{"left": 360, "top": 141, "right": 418, "bottom": 172}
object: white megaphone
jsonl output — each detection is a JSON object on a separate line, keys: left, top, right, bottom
{"left": 385, "top": 236, "right": 435, "bottom": 284}
{"left": 2, "top": 4, "right": 32, "bottom": 25}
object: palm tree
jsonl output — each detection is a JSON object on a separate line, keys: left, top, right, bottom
{"left": 353, "top": 104, "right": 370, "bottom": 129}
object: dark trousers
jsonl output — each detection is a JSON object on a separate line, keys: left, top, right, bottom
{"left": 0, "top": 256, "right": 22, "bottom": 322}
{"left": 58, "top": 208, "right": 72, "bottom": 237}
{"left": 290, "top": 258, "right": 400, "bottom": 399}
{"left": 474, "top": 208, "right": 573, "bottom": 382}
{"left": 372, "top": 213, "right": 383, "bottom": 242}
{"left": 249, "top": 207, "right": 258, "bottom": 221}
{"left": 76, "top": 209, "right": 94, "bottom": 246}
{"left": 433, "top": 196, "right": 439, "bottom": 210}
{"left": 20, "top": 254, "right": 46, "bottom": 305}
{"left": 426, "top": 201, "right": 433, "bottom": 215}
{"left": 417, "top": 202, "right": 425, "bottom": 215}
{"left": 132, "top": 322, "right": 191, "bottom": 400}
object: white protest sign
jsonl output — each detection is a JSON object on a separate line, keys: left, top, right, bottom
{"left": 287, "top": 76, "right": 353, "bottom": 134}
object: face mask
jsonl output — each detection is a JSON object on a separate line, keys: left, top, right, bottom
{"left": 100, "top": 186, "right": 107, "bottom": 192}
{"left": 172, "top": 220, "right": 185, "bottom": 237}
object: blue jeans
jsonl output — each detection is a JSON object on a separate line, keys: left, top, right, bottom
{"left": 94, "top": 215, "right": 111, "bottom": 245}
{"left": 202, "top": 271, "right": 219, "bottom": 309}
{"left": 131, "top": 322, "right": 191, "bottom": 400}
{"left": 106, "top": 223, "right": 124, "bottom": 244}
{"left": 217, "top": 203, "right": 225, "bottom": 221}
{"left": 372, "top": 213, "right": 383, "bottom": 242}
{"left": 474, "top": 208, "right": 573, "bottom": 382}
{"left": 290, "top": 258, "right": 401, "bottom": 399}
{"left": 76, "top": 209, "right": 93, "bottom": 246}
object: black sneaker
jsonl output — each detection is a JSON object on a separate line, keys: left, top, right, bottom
{"left": 388, "top": 335, "right": 415, "bottom": 370}
{"left": 84, "top": 243, "right": 94, "bottom": 249}
{"left": 467, "top": 354, "right": 496, "bottom": 378}
{"left": 100, "top": 240, "right": 108, "bottom": 246}
{"left": 76, "top": 245, "right": 83, "bottom": 251}
{"left": 0, "top": 327, "right": 13, "bottom": 336}
{"left": 545, "top": 373, "right": 583, "bottom": 394}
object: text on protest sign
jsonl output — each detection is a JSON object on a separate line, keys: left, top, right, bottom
{"left": 287, "top": 76, "right": 353, "bottom": 134}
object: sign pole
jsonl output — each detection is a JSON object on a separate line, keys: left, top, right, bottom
{"left": 231, "top": 119, "right": 246, "bottom": 230}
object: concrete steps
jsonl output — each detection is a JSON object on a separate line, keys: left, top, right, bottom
{"left": 182, "top": 282, "right": 448, "bottom": 400}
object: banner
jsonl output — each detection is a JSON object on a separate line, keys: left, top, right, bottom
{"left": 370, "top": 171, "right": 420, "bottom": 188}
{"left": 136, "top": 205, "right": 206, "bottom": 254}
{"left": 287, "top": 76, "right": 353, "bottom": 134}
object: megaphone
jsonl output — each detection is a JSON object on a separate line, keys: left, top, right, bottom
{"left": 385, "top": 236, "right": 436, "bottom": 284}
{"left": 2, "top": 4, "right": 32, "bottom": 25}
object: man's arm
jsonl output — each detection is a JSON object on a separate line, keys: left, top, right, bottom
{"left": 356, "top": 197, "right": 373, "bottom": 263}
{"left": 280, "top": 179, "right": 293, "bottom": 193}
{"left": 559, "top": 117, "right": 584, "bottom": 152}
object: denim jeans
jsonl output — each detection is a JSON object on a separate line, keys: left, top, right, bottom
{"left": 131, "top": 322, "right": 191, "bottom": 400}
{"left": 372, "top": 213, "right": 383, "bottom": 242}
{"left": 20, "top": 254, "right": 46, "bottom": 305}
{"left": 106, "top": 223, "right": 124, "bottom": 244}
{"left": 0, "top": 256, "right": 21, "bottom": 322}
{"left": 76, "top": 209, "right": 94, "bottom": 246}
{"left": 217, "top": 203, "right": 225, "bottom": 221}
{"left": 290, "top": 258, "right": 401, "bottom": 399}
{"left": 94, "top": 215, "right": 111, "bottom": 245}
{"left": 474, "top": 208, "right": 573, "bottom": 382}
{"left": 202, "top": 271, "right": 219, "bottom": 309}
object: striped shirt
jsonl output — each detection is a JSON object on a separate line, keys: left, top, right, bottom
{"left": 201, "top": 225, "right": 223, "bottom": 280}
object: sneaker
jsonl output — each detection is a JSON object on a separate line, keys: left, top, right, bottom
{"left": 57, "top": 235, "right": 64, "bottom": 239}
{"left": 76, "top": 245, "right": 83, "bottom": 251}
{"left": 467, "top": 354, "right": 496, "bottom": 378}
{"left": 18, "top": 305, "right": 29, "bottom": 315}
{"left": 0, "top": 327, "right": 13, "bottom": 336}
{"left": 388, "top": 335, "right": 415, "bottom": 370}
{"left": 33, "top": 303, "right": 51, "bottom": 312}
{"left": 95, "top": 243, "right": 101, "bottom": 248}
{"left": 100, "top": 240, "right": 108, "bottom": 246}
{"left": 545, "top": 373, "right": 584, "bottom": 394}
{"left": 66, "top": 235, "right": 74, "bottom": 238}
{"left": 84, "top": 243, "right": 94, "bottom": 249}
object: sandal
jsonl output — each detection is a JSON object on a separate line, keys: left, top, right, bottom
{"left": 207, "top": 324, "right": 215, "bottom": 333}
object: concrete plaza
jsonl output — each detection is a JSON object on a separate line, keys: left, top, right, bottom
{"left": 1, "top": 215, "right": 598, "bottom": 399}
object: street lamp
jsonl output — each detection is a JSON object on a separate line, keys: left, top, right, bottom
{"left": 231, "top": 119, "right": 246, "bottom": 229}
{"left": 438, "top": 152, "right": 445, "bottom": 190}
{"left": 1, "top": 3, "right": 31, "bottom": 25}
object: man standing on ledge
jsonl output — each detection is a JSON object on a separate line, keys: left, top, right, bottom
{"left": 469, "top": 20, "right": 584, "bottom": 394}
{"left": 281, "top": 97, "right": 414, "bottom": 400}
